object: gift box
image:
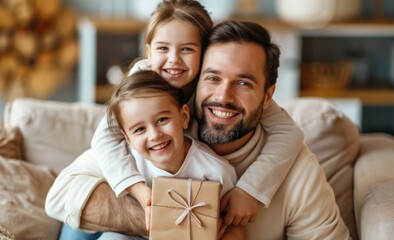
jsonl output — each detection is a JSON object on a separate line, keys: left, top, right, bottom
{"left": 150, "top": 177, "right": 222, "bottom": 240}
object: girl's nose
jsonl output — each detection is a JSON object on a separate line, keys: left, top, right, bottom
{"left": 168, "top": 51, "right": 180, "bottom": 64}
{"left": 149, "top": 127, "right": 163, "bottom": 141}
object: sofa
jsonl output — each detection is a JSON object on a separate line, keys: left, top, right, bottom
{"left": 0, "top": 97, "right": 393, "bottom": 240}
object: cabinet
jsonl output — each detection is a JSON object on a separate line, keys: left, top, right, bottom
{"left": 244, "top": 18, "right": 394, "bottom": 133}
{"left": 299, "top": 21, "right": 394, "bottom": 134}
{"left": 299, "top": 21, "right": 394, "bottom": 104}
{"left": 77, "top": 16, "right": 394, "bottom": 134}
{"left": 77, "top": 17, "right": 146, "bottom": 103}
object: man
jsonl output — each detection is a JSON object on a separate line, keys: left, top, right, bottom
{"left": 46, "top": 21, "right": 350, "bottom": 239}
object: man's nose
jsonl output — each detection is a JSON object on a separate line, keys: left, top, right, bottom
{"left": 214, "top": 82, "right": 234, "bottom": 102}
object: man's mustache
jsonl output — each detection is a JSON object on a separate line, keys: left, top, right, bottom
{"left": 202, "top": 101, "right": 245, "bottom": 115}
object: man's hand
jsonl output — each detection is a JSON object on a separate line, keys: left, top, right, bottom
{"left": 221, "top": 187, "right": 260, "bottom": 226}
{"left": 80, "top": 182, "right": 148, "bottom": 235}
{"left": 127, "top": 182, "right": 152, "bottom": 231}
{"left": 220, "top": 225, "right": 245, "bottom": 240}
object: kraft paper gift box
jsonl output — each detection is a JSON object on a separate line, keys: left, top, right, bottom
{"left": 150, "top": 177, "right": 221, "bottom": 240}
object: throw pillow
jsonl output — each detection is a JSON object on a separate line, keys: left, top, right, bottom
{"left": 0, "top": 156, "right": 61, "bottom": 239}
{"left": 0, "top": 225, "right": 15, "bottom": 240}
{"left": 0, "top": 128, "right": 22, "bottom": 160}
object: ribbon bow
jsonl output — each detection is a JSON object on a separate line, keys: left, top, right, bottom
{"left": 168, "top": 179, "right": 206, "bottom": 239}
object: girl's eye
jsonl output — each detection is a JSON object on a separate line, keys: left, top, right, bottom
{"left": 157, "top": 46, "right": 168, "bottom": 51}
{"left": 182, "top": 47, "right": 194, "bottom": 52}
{"left": 134, "top": 127, "right": 145, "bottom": 134}
{"left": 157, "top": 117, "right": 169, "bottom": 125}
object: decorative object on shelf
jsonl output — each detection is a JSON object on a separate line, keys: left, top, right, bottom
{"left": 390, "top": 43, "right": 394, "bottom": 86}
{"left": 129, "top": 0, "right": 238, "bottom": 21}
{"left": 236, "top": 0, "right": 258, "bottom": 16}
{"left": 128, "top": 0, "right": 161, "bottom": 20}
{"left": 198, "top": 0, "right": 237, "bottom": 21}
{"left": 276, "top": 0, "right": 361, "bottom": 29}
{"left": 301, "top": 61, "right": 353, "bottom": 90}
{"left": 374, "top": 0, "right": 384, "bottom": 19}
{"left": 0, "top": 0, "right": 78, "bottom": 101}
{"left": 334, "top": 0, "right": 362, "bottom": 21}
{"left": 344, "top": 51, "right": 369, "bottom": 87}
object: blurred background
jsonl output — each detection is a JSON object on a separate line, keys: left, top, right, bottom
{"left": 0, "top": 0, "right": 394, "bottom": 134}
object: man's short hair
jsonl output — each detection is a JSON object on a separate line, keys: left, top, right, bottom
{"left": 207, "top": 21, "right": 280, "bottom": 90}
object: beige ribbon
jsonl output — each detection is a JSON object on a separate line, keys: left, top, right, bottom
{"left": 168, "top": 179, "right": 206, "bottom": 239}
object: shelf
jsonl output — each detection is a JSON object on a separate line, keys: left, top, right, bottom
{"left": 234, "top": 17, "right": 394, "bottom": 34}
{"left": 81, "top": 15, "right": 394, "bottom": 35}
{"left": 300, "top": 88, "right": 394, "bottom": 105}
{"left": 301, "top": 20, "right": 394, "bottom": 37}
{"left": 83, "top": 16, "right": 146, "bottom": 33}
{"left": 96, "top": 85, "right": 115, "bottom": 103}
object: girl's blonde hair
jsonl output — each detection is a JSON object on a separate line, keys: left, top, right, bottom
{"left": 144, "top": 0, "right": 213, "bottom": 54}
{"left": 107, "top": 70, "right": 184, "bottom": 132}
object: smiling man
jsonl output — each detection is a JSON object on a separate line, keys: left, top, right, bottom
{"left": 190, "top": 21, "right": 350, "bottom": 239}
{"left": 195, "top": 41, "right": 272, "bottom": 155}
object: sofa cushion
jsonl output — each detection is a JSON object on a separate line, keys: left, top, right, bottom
{"left": 0, "top": 127, "right": 22, "bottom": 160}
{"left": 282, "top": 97, "right": 360, "bottom": 239}
{"left": 0, "top": 156, "right": 60, "bottom": 240}
{"left": 4, "top": 98, "right": 106, "bottom": 172}
{"left": 354, "top": 134, "right": 394, "bottom": 239}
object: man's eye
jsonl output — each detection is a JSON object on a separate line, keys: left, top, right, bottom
{"left": 238, "top": 81, "right": 252, "bottom": 87}
{"left": 205, "top": 75, "right": 219, "bottom": 82}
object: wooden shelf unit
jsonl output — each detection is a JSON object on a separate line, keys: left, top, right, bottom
{"left": 85, "top": 16, "right": 146, "bottom": 33}
{"left": 78, "top": 16, "right": 394, "bottom": 105}
{"left": 300, "top": 88, "right": 394, "bottom": 105}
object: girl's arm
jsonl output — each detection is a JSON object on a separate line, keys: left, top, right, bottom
{"left": 238, "top": 99, "right": 304, "bottom": 206}
{"left": 91, "top": 114, "right": 145, "bottom": 197}
{"left": 222, "top": 100, "right": 304, "bottom": 226}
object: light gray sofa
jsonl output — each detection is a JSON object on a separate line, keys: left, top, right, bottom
{"left": 0, "top": 97, "right": 393, "bottom": 240}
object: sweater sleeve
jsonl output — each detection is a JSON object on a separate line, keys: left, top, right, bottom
{"left": 45, "top": 149, "right": 105, "bottom": 228}
{"left": 286, "top": 148, "right": 350, "bottom": 239}
{"left": 236, "top": 100, "right": 304, "bottom": 207}
{"left": 91, "top": 114, "right": 145, "bottom": 197}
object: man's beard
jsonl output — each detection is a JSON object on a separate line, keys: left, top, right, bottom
{"left": 196, "top": 101, "right": 263, "bottom": 144}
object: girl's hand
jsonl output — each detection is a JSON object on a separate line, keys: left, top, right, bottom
{"left": 220, "top": 187, "right": 260, "bottom": 226}
{"left": 127, "top": 182, "right": 152, "bottom": 230}
{"left": 144, "top": 198, "right": 152, "bottom": 231}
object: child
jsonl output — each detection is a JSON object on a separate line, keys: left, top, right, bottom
{"left": 99, "top": 70, "right": 243, "bottom": 240}
{"left": 92, "top": 0, "right": 304, "bottom": 232}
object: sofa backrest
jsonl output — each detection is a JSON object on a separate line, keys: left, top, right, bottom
{"left": 282, "top": 97, "right": 360, "bottom": 239}
{"left": 4, "top": 98, "right": 106, "bottom": 172}
{"left": 3, "top": 97, "right": 361, "bottom": 238}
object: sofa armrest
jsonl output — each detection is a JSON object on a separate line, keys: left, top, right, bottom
{"left": 4, "top": 98, "right": 105, "bottom": 172}
{"left": 354, "top": 133, "right": 394, "bottom": 239}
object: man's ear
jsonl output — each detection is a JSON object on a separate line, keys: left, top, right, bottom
{"left": 181, "top": 104, "right": 191, "bottom": 129}
{"left": 263, "top": 84, "right": 276, "bottom": 110}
